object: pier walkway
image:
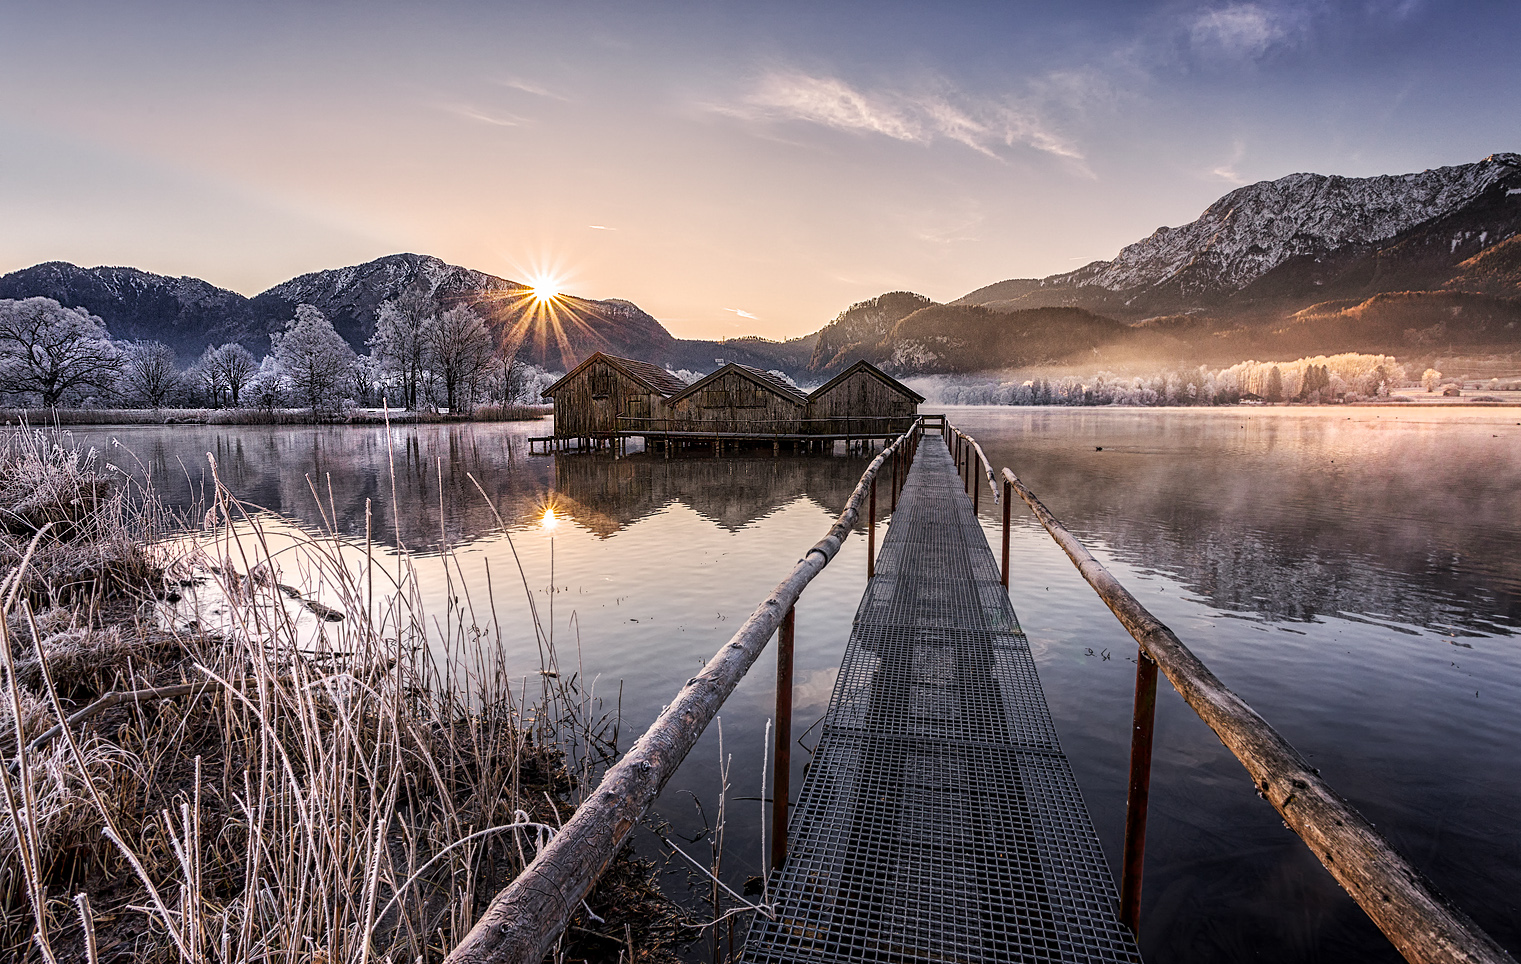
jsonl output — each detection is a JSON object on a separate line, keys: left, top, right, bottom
{"left": 743, "top": 434, "right": 1141, "bottom": 964}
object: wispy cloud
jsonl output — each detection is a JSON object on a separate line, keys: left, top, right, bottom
{"left": 724, "top": 307, "right": 758, "bottom": 320}
{"left": 588, "top": 224, "right": 616, "bottom": 230}
{"left": 1209, "top": 140, "right": 1250, "bottom": 184}
{"left": 1187, "top": 3, "right": 1310, "bottom": 60}
{"left": 723, "top": 72, "right": 1084, "bottom": 161}
{"left": 497, "top": 77, "right": 569, "bottom": 101}
{"left": 442, "top": 104, "right": 525, "bottom": 127}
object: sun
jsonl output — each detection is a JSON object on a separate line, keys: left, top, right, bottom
{"left": 526, "top": 274, "right": 562, "bottom": 303}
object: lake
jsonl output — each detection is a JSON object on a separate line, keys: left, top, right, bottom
{"left": 85, "top": 405, "right": 1520, "bottom": 963}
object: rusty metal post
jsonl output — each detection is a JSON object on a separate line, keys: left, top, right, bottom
{"left": 891, "top": 446, "right": 899, "bottom": 510}
{"left": 867, "top": 476, "right": 877, "bottom": 577}
{"left": 1001, "top": 477, "right": 1011, "bottom": 587}
{"left": 1120, "top": 650, "right": 1159, "bottom": 939}
{"left": 772, "top": 607, "right": 796, "bottom": 872}
{"left": 973, "top": 456, "right": 981, "bottom": 514}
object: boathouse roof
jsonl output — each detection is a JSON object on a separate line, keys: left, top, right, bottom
{"left": 541, "top": 352, "right": 690, "bottom": 398}
{"left": 808, "top": 359, "right": 925, "bottom": 403}
{"left": 670, "top": 363, "right": 810, "bottom": 406}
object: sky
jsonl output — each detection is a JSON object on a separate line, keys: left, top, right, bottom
{"left": 1, "top": 0, "right": 1518, "bottom": 341}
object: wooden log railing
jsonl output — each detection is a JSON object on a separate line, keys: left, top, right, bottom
{"left": 445, "top": 419, "right": 925, "bottom": 964}
{"left": 995, "top": 461, "right": 1515, "bottom": 964}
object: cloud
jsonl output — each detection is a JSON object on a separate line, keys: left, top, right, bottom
{"left": 1188, "top": 3, "right": 1307, "bottom": 59}
{"left": 724, "top": 307, "right": 758, "bottom": 320}
{"left": 588, "top": 224, "right": 616, "bottom": 230}
{"left": 442, "top": 104, "right": 524, "bottom": 127}
{"left": 1210, "top": 140, "right": 1250, "bottom": 184}
{"left": 497, "top": 77, "right": 569, "bottom": 101}
{"left": 726, "top": 72, "right": 1083, "bottom": 161}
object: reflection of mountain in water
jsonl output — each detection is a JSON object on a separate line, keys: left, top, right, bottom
{"left": 974, "top": 412, "right": 1521, "bottom": 636}
{"left": 1102, "top": 523, "right": 1515, "bottom": 635}
{"left": 552, "top": 452, "right": 873, "bottom": 536}
{"left": 103, "top": 423, "right": 874, "bottom": 551}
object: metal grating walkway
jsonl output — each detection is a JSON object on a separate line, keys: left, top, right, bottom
{"left": 743, "top": 435, "right": 1142, "bottom": 964}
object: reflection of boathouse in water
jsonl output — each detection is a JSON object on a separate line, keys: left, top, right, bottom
{"left": 537, "top": 352, "right": 923, "bottom": 454}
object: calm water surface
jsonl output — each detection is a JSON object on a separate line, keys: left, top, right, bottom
{"left": 86, "top": 406, "right": 1520, "bottom": 963}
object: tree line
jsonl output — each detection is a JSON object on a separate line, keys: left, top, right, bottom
{"left": 0, "top": 295, "right": 552, "bottom": 414}
{"left": 905, "top": 353, "right": 1412, "bottom": 407}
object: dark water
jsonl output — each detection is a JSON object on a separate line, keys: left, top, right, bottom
{"left": 83, "top": 407, "right": 1521, "bottom": 963}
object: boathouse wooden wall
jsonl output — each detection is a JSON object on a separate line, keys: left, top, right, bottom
{"left": 544, "top": 357, "right": 671, "bottom": 439}
{"left": 806, "top": 367, "right": 920, "bottom": 435}
{"left": 669, "top": 369, "right": 804, "bottom": 434}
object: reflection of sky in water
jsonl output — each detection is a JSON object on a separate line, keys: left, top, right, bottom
{"left": 87, "top": 411, "right": 1521, "bottom": 963}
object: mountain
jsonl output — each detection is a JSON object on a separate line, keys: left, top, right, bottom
{"left": 0, "top": 262, "right": 268, "bottom": 361}
{"left": 804, "top": 153, "right": 1521, "bottom": 376}
{"left": 957, "top": 152, "right": 1521, "bottom": 321}
{"left": 248, "top": 253, "right": 682, "bottom": 371}
{"left": 0, "top": 253, "right": 828, "bottom": 376}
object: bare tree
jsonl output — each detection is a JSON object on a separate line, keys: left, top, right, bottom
{"left": 271, "top": 305, "right": 357, "bottom": 415}
{"left": 189, "top": 346, "right": 229, "bottom": 406}
{"left": 0, "top": 297, "right": 119, "bottom": 407}
{"left": 120, "top": 341, "right": 181, "bottom": 409}
{"left": 426, "top": 305, "right": 495, "bottom": 413}
{"left": 369, "top": 291, "right": 433, "bottom": 410}
{"left": 198, "top": 343, "right": 260, "bottom": 407}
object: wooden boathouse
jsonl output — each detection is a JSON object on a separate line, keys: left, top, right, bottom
{"left": 534, "top": 353, "right": 923, "bottom": 454}
{"left": 538, "top": 352, "right": 689, "bottom": 452}
{"left": 667, "top": 362, "right": 810, "bottom": 435}
{"left": 806, "top": 358, "right": 926, "bottom": 435}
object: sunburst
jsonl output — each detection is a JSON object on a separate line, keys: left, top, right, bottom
{"left": 526, "top": 273, "right": 563, "bottom": 303}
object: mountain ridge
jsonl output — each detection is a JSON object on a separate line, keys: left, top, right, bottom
{"left": 0, "top": 254, "right": 811, "bottom": 377}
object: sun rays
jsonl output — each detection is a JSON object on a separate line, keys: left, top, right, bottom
{"left": 465, "top": 267, "right": 622, "bottom": 372}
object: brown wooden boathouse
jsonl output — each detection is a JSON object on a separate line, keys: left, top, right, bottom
{"left": 535, "top": 352, "right": 924, "bottom": 454}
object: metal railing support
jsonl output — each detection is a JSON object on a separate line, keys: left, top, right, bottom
{"left": 1001, "top": 477, "right": 1011, "bottom": 587}
{"left": 772, "top": 606, "right": 795, "bottom": 872}
{"left": 1120, "top": 650, "right": 1158, "bottom": 936}
{"left": 868, "top": 476, "right": 877, "bottom": 578}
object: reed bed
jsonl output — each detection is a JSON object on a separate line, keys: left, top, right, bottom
{"left": 0, "top": 425, "right": 676, "bottom": 963}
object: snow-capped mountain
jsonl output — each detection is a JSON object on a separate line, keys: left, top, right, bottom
{"left": 0, "top": 254, "right": 683, "bottom": 370}
{"left": 0, "top": 262, "right": 264, "bottom": 359}
{"left": 0, "top": 254, "right": 796, "bottom": 374}
{"left": 250, "top": 253, "right": 677, "bottom": 370}
{"left": 960, "top": 152, "right": 1521, "bottom": 318}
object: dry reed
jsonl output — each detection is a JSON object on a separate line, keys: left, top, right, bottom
{"left": 0, "top": 425, "right": 677, "bottom": 963}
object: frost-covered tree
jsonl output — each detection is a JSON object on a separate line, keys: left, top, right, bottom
{"left": 211, "top": 343, "right": 258, "bottom": 407}
{"left": 120, "top": 340, "right": 181, "bottom": 409}
{"left": 189, "top": 343, "right": 259, "bottom": 407}
{"left": 1265, "top": 366, "right": 1284, "bottom": 402}
{"left": 246, "top": 355, "right": 286, "bottom": 411}
{"left": 271, "top": 305, "right": 356, "bottom": 415}
{"left": 0, "top": 297, "right": 119, "bottom": 407}
{"left": 369, "top": 292, "right": 433, "bottom": 410}
{"left": 425, "top": 305, "right": 495, "bottom": 412}
{"left": 349, "top": 354, "right": 379, "bottom": 407}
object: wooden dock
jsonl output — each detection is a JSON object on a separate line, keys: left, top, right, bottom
{"left": 742, "top": 432, "right": 1142, "bottom": 964}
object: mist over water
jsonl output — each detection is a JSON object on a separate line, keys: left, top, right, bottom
{"left": 87, "top": 408, "right": 1520, "bottom": 963}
